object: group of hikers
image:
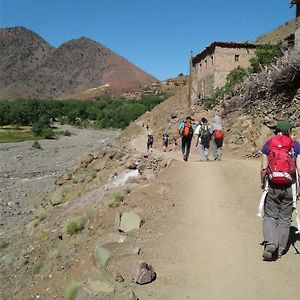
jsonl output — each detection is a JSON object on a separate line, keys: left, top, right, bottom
{"left": 145, "top": 114, "right": 224, "bottom": 161}
{"left": 179, "top": 115, "right": 224, "bottom": 162}
{"left": 144, "top": 116, "right": 300, "bottom": 262}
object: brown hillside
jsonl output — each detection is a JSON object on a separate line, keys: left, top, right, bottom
{"left": 0, "top": 27, "right": 54, "bottom": 89}
{"left": 0, "top": 27, "right": 158, "bottom": 99}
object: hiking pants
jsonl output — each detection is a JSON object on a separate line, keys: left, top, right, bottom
{"left": 198, "top": 143, "right": 209, "bottom": 161}
{"left": 181, "top": 136, "right": 192, "bottom": 159}
{"left": 263, "top": 184, "right": 293, "bottom": 254}
{"left": 211, "top": 137, "right": 222, "bottom": 160}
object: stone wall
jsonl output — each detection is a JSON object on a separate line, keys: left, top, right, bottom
{"left": 191, "top": 45, "right": 256, "bottom": 104}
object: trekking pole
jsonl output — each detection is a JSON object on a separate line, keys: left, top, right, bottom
{"left": 293, "top": 170, "right": 300, "bottom": 234}
{"left": 257, "top": 179, "right": 269, "bottom": 218}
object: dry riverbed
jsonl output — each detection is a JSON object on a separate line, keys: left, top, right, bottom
{"left": 0, "top": 125, "right": 119, "bottom": 228}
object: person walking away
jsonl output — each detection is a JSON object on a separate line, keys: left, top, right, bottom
{"left": 210, "top": 115, "right": 224, "bottom": 161}
{"left": 195, "top": 118, "right": 211, "bottom": 161}
{"left": 260, "top": 120, "right": 300, "bottom": 261}
{"left": 179, "top": 116, "right": 194, "bottom": 161}
{"left": 147, "top": 132, "right": 154, "bottom": 152}
{"left": 162, "top": 131, "right": 169, "bottom": 152}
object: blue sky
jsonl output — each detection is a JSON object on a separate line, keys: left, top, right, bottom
{"left": 0, "top": 0, "right": 296, "bottom": 80}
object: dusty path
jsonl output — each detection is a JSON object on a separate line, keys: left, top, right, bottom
{"left": 131, "top": 130, "right": 300, "bottom": 299}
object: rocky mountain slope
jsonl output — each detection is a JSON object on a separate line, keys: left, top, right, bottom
{"left": 0, "top": 27, "right": 157, "bottom": 99}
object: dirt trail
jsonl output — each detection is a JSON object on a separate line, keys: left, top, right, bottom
{"left": 131, "top": 129, "right": 300, "bottom": 299}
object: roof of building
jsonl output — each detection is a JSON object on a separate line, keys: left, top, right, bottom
{"left": 192, "top": 41, "right": 257, "bottom": 66}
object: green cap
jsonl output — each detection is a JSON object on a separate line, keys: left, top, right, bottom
{"left": 276, "top": 120, "right": 293, "bottom": 132}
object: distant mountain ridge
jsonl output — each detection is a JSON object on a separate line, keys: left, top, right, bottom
{"left": 0, "top": 26, "right": 158, "bottom": 99}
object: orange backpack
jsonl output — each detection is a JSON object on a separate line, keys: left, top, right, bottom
{"left": 182, "top": 121, "right": 193, "bottom": 138}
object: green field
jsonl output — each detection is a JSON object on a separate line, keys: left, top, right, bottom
{"left": 0, "top": 126, "right": 37, "bottom": 143}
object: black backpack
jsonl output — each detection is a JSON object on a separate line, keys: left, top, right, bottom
{"left": 200, "top": 124, "right": 210, "bottom": 147}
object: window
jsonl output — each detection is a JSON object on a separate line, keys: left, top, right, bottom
{"left": 235, "top": 54, "right": 240, "bottom": 62}
{"left": 211, "top": 56, "right": 213, "bottom": 65}
{"left": 205, "top": 60, "right": 207, "bottom": 68}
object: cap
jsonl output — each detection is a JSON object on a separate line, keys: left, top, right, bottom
{"left": 276, "top": 120, "right": 293, "bottom": 132}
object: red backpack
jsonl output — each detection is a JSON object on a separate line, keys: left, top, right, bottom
{"left": 182, "top": 121, "right": 193, "bottom": 138}
{"left": 267, "top": 135, "right": 296, "bottom": 185}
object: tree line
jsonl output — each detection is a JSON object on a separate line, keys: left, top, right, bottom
{"left": 0, "top": 95, "right": 165, "bottom": 132}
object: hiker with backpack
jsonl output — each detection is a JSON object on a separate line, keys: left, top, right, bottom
{"left": 210, "top": 115, "right": 224, "bottom": 161}
{"left": 260, "top": 120, "right": 300, "bottom": 261}
{"left": 162, "top": 130, "right": 169, "bottom": 152}
{"left": 147, "top": 131, "right": 154, "bottom": 153}
{"left": 195, "top": 118, "right": 211, "bottom": 161}
{"left": 179, "top": 116, "right": 195, "bottom": 161}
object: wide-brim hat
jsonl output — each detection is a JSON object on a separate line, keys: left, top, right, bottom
{"left": 276, "top": 120, "right": 293, "bottom": 132}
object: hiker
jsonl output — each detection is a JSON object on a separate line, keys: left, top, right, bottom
{"left": 260, "top": 120, "right": 300, "bottom": 261}
{"left": 146, "top": 123, "right": 149, "bottom": 131}
{"left": 179, "top": 116, "right": 195, "bottom": 161}
{"left": 210, "top": 115, "right": 224, "bottom": 161}
{"left": 162, "top": 131, "right": 169, "bottom": 152}
{"left": 147, "top": 132, "right": 154, "bottom": 152}
{"left": 195, "top": 117, "right": 211, "bottom": 161}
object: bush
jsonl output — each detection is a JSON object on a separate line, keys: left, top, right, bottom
{"left": 65, "top": 282, "right": 82, "bottom": 300}
{"left": 32, "top": 261, "right": 43, "bottom": 275}
{"left": 249, "top": 44, "right": 283, "bottom": 73}
{"left": 64, "top": 218, "right": 85, "bottom": 235}
{"left": 108, "top": 192, "right": 124, "bottom": 208}
{"left": 42, "top": 127, "right": 55, "bottom": 139}
{"left": 0, "top": 241, "right": 9, "bottom": 249}
{"left": 32, "top": 140, "right": 42, "bottom": 149}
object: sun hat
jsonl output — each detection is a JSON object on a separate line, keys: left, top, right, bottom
{"left": 276, "top": 120, "right": 293, "bottom": 132}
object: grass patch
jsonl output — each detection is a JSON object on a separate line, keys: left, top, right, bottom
{"left": 108, "top": 192, "right": 124, "bottom": 208}
{"left": 0, "top": 241, "right": 9, "bottom": 250}
{"left": 32, "top": 261, "right": 43, "bottom": 275}
{"left": 65, "top": 281, "right": 82, "bottom": 300}
{"left": 0, "top": 126, "right": 37, "bottom": 143}
{"left": 34, "top": 230, "right": 49, "bottom": 241}
{"left": 64, "top": 218, "right": 85, "bottom": 235}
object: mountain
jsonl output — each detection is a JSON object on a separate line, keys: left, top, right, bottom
{"left": 0, "top": 27, "right": 158, "bottom": 99}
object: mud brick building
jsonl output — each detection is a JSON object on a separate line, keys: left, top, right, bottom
{"left": 191, "top": 41, "right": 257, "bottom": 104}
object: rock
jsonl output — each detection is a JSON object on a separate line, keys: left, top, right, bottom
{"left": 56, "top": 174, "right": 71, "bottom": 185}
{"left": 93, "top": 233, "right": 140, "bottom": 268}
{"left": 129, "top": 260, "right": 156, "bottom": 285}
{"left": 50, "top": 188, "right": 66, "bottom": 206}
{"left": 80, "top": 154, "right": 95, "bottom": 168}
{"left": 85, "top": 268, "right": 116, "bottom": 294}
{"left": 116, "top": 211, "right": 142, "bottom": 233}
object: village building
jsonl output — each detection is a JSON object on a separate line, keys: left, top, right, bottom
{"left": 191, "top": 41, "right": 257, "bottom": 104}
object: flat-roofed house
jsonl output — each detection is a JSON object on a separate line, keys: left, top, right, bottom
{"left": 191, "top": 41, "right": 257, "bottom": 105}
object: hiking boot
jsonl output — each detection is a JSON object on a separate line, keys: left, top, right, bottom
{"left": 263, "top": 244, "right": 276, "bottom": 261}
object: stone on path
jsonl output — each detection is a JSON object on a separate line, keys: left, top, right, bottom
{"left": 115, "top": 211, "right": 142, "bottom": 233}
{"left": 129, "top": 260, "right": 156, "bottom": 285}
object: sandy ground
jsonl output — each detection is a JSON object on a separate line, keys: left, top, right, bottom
{"left": 130, "top": 127, "right": 300, "bottom": 300}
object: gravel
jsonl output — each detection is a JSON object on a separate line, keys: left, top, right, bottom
{"left": 0, "top": 125, "right": 119, "bottom": 204}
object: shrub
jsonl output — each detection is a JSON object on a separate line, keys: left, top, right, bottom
{"left": 32, "top": 261, "right": 43, "bottom": 275}
{"left": 32, "top": 140, "right": 42, "bottom": 149}
{"left": 34, "top": 230, "right": 49, "bottom": 241}
{"left": 62, "top": 130, "right": 71, "bottom": 136}
{"left": 249, "top": 44, "right": 283, "bottom": 73}
{"left": 42, "top": 127, "right": 55, "bottom": 139}
{"left": 64, "top": 218, "right": 85, "bottom": 235}
{"left": 0, "top": 241, "right": 9, "bottom": 249}
{"left": 108, "top": 192, "right": 124, "bottom": 208}
{"left": 65, "top": 282, "right": 82, "bottom": 300}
